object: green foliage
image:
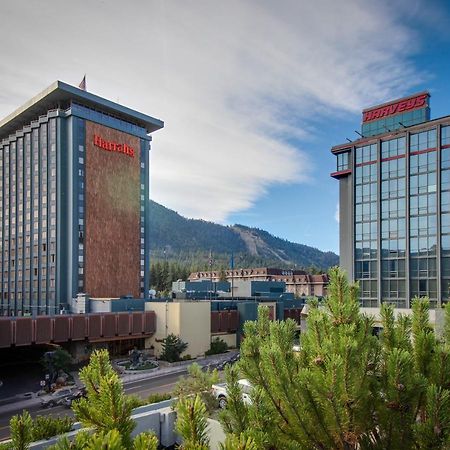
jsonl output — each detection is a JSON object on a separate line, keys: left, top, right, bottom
{"left": 160, "top": 334, "right": 188, "bottom": 362}
{"left": 205, "top": 338, "right": 228, "bottom": 356}
{"left": 30, "top": 416, "right": 73, "bottom": 441}
{"left": 2, "top": 414, "right": 73, "bottom": 450}
{"left": 125, "top": 394, "right": 145, "bottom": 410}
{"left": 146, "top": 392, "right": 172, "bottom": 404}
{"left": 125, "top": 392, "right": 172, "bottom": 409}
{"left": 232, "top": 267, "right": 450, "bottom": 450}
{"left": 444, "top": 302, "right": 450, "bottom": 344}
{"left": 218, "top": 365, "right": 249, "bottom": 436}
{"left": 71, "top": 349, "right": 135, "bottom": 449}
{"left": 174, "top": 363, "right": 219, "bottom": 413}
{"left": 131, "top": 432, "right": 158, "bottom": 450}
{"left": 48, "top": 429, "right": 158, "bottom": 450}
{"left": 175, "top": 395, "right": 209, "bottom": 450}
{"left": 10, "top": 410, "right": 33, "bottom": 450}
{"left": 219, "top": 434, "right": 259, "bottom": 450}
{"left": 41, "top": 348, "right": 72, "bottom": 374}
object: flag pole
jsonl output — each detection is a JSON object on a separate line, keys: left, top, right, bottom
{"left": 230, "top": 252, "right": 234, "bottom": 300}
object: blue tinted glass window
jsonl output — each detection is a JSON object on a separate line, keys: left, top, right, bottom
{"left": 410, "top": 129, "right": 436, "bottom": 152}
{"left": 442, "top": 126, "right": 450, "bottom": 146}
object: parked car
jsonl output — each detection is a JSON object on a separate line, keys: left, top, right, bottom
{"left": 212, "top": 378, "right": 252, "bottom": 409}
{"left": 40, "top": 387, "right": 78, "bottom": 408}
{"left": 216, "top": 353, "right": 240, "bottom": 371}
{"left": 61, "top": 386, "right": 87, "bottom": 407}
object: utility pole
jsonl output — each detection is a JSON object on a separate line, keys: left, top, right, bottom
{"left": 209, "top": 250, "right": 213, "bottom": 301}
{"left": 230, "top": 252, "right": 234, "bottom": 300}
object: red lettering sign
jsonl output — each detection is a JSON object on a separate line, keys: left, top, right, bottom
{"left": 362, "top": 93, "right": 428, "bottom": 123}
{"left": 93, "top": 135, "right": 135, "bottom": 157}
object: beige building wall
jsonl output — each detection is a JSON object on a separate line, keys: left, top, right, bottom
{"left": 211, "top": 333, "right": 237, "bottom": 348}
{"left": 145, "top": 301, "right": 211, "bottom": 358}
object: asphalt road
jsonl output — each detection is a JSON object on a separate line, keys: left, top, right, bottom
{"left": 0, "top": 370, "right": 188, "bottom": 441}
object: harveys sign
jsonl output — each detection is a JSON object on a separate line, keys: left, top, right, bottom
{"left": 362, "top": 93, "right": 429, "bottom": 123}
{"left": 93, "top": 135, "right": 135, "bottom": 157}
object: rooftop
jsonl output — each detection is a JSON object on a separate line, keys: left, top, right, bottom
{"left": 0, "top": 80, "right": 164, "bottom": 140}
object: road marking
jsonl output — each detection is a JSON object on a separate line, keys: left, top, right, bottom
{"left": 125, "top": 381, "right": 176, "bottom": 394}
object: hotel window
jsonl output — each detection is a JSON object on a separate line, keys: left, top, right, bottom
{"left": 355, "top": 144, "right": 377, "bottom": 164}
{"left": 336, "top": 152, "right": 349, "bottom": 171}
{"left": 381, "top": 137, "right": 405, "bottom": 159}
{"left": 410, "top": 129, "right": 436, "bottom": 152}
{"left": 442, "top": 126, "right": 450, "bottom": 146}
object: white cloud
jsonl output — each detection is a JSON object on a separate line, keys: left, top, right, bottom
{"left": 0, "top": 0, "right": 425, "bottom": 222}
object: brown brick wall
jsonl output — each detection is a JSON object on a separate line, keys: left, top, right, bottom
{"left": 85, "top": 122, "right": 141, "bottom": 298}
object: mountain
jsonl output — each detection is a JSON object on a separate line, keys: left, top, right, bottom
{"left": 148, "top": 200, "right": 339, "bottom": 270}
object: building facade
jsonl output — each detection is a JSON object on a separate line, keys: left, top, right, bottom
{"left": 188, "top": 267, "right": 329, "bottom": 297}
{"left": 331, "top": 91, "right": 450, "bottom": 308}
{"left": 0, "top": 81, "right": 163, "bottom": 316}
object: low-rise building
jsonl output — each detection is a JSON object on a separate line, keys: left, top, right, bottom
{"left": 188, "top": 267, "right": 329, "bottom": 298}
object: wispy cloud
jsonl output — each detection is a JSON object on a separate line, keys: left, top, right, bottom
{"left": 0, "top": 0, "right": 425, "bottom": 222}
{"left": 335, "top": 203, "right": 340, "bottom": 224}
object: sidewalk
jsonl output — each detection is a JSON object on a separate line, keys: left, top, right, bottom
{"left": 0, "top": 351, "right": 238, "bottom": 416}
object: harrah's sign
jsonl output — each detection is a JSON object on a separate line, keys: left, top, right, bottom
{"left": 362, "top": 93, "right": 428, "bottom": 123}
{"left": 93, "top": 135, "right": 135, "bottom": 157}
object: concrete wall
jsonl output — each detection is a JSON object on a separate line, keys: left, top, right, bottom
{"left": 211, "top": 333, "right": 237, "bottom": 348}
{"left": 22, "top": 400, "right": 226, "bottom": 450}
{"left": 339, "top": 173, "right": 353, "bottom": 281}
{"left": 26, "top": 400, "right": 178, "bottom": 449}
{"left": 179, "top": 302, "right": 211, "bottom": 357}
{"left": 232, "top": 280, "right": 252, "bottom": 297}
{"left": 145, "top": 301, "right": 210, "bottom": 358}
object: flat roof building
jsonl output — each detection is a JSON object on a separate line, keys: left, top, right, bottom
{"left": 189, "top": 267, "right": 329, "bottom": 298}
{"left": 0, "top": 81, "right": 163, "bottom": 316}
{"left": 331, "top": 91, "right": 450, "bottom": 308}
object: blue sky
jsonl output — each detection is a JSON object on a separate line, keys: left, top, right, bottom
{"left": 1, "top": 0, "right": 450, "bottom": 255}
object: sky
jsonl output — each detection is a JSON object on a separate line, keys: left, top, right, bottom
{"left": 1, "top": 0, "right": 450, "bottom": 255}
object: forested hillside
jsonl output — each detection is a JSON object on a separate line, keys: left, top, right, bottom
{"left": 148, "top": 200, "right": 339, "bottom": 270}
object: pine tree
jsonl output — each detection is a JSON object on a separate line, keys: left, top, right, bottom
{"left": 175, "top": 395, "right": 210, "bottom": 450}
{"left": 160, "top": 334, "right": 188, "bottom": 362}
{"left": 71, "top": 349, "right": 158, "bottom": 450}
{"left": 173, "top": 363, "right": 219, "bottom": 413}
{"left": 218, "top": 365, "right": 249, "bottom": 436}
{"left": 234, "top": 267, "right": 450, "bottom": 449}
{"left": 10, "top": 410, "right": 33, "bottom": 450}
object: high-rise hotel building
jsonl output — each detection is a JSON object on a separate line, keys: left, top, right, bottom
{"left": 332, "top": 92, "right": 450, "bottom": 308}
{"left": 0, "top": 81, "right": 163, "bottom": 316}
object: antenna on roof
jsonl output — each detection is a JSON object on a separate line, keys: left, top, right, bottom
{"left": 346, "top": 138, "right": 352, "bottom": 143}
{"left": 354, "top": 130, "right": 365, "bottom": 138}
{"left": 398, "top": 122, "right": 406, "bottom": 128}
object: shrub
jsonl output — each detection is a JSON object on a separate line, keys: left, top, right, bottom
{"left": 205, "top": 338, "right": 228, "bottom": 356}
{"left": 160, "top": 334, "right": 188, "bottom": 362}
{"left": 126, "top": 394, "right": 146, "bottom": 409}
{"left": 146, "top": 392, "right": 172, "bottom": 404}
{"left": 31, "top": 416, "right": 73, "bottom": 441}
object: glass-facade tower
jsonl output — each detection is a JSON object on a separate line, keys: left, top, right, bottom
{"left": 332, "top": 92, "right": 450, "bottom": 308}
